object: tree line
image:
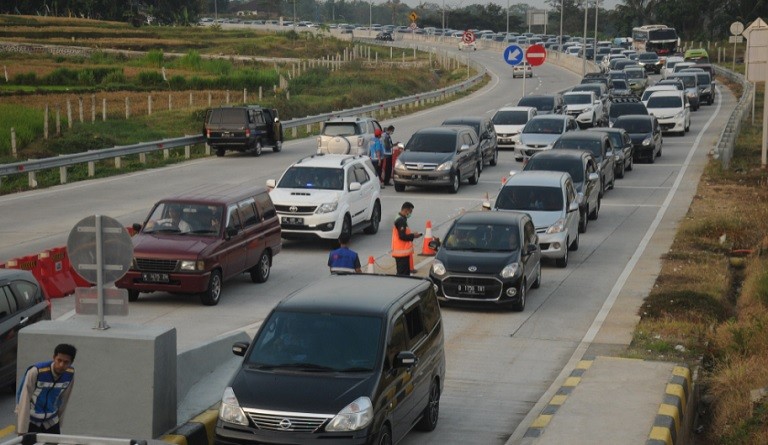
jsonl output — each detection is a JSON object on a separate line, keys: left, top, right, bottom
{"left": 5, "top": 0, "right": 768, "bottom": 40}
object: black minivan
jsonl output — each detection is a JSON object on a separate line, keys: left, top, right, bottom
{"left": 214, "top": 275, "right": 446, "bottom": 445}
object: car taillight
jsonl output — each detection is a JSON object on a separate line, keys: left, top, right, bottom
{"left": 245, "top": 129, "right": 251, "bottom": 137}
{"left": 206, "top": 129, "right": 210, "bottom": 137}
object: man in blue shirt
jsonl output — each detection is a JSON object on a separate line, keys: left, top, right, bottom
{"left": 328, "top": 233, "right": 362, "bottom": 273}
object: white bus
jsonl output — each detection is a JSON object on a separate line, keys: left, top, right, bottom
{"left": 631, "top": 25, "right": 679, "bottom": 58}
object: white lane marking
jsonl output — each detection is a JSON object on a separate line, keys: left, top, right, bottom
{"left": 507, "top": 85, "right": 724, "bottom": 443}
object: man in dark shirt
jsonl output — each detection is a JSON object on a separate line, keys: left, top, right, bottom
{"left": 328, "top": 233, "right": 362, "bottom": 273}
{"left": 391, "top": 202, "right": 422, "bottom": 276}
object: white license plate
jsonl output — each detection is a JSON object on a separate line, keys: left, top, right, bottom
{"left": 142, "top": 272, "right": 169, "bottom": 283}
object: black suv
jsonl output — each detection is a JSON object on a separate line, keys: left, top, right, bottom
{"left": 394, "top": 126, "right": 482, "bottom": 194}
{"left": 636, "top": 52, "right": 663, "bottom": 74}
{"left": 607, "top": 96, "right": 648, "bottom": 126}
{"left": 0, "top": 269, "right": 51, "bottom": 389}
{"left": 612, "top": 115, "right": 663, "bottom": 163}
{"left": 204, "top": 105, "right": 283, "bottom": 157}
{"left": 441, "top": 116, "right": 499, "bottom": 168}
{"left": 517, "top": 94, "right": 565, "bottom": 115}
{"left": 215, "top": 274, "right": 445, "bottom": 445}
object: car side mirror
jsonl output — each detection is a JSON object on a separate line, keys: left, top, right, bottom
{"left": 460, "top": 144, "right": 471, "bottom": 151}
{"left": 131, "top": 223, "right": 142, "bottom": 234}
{"left": 525, "top": 243, "right": 538, "bottom": 254}
{"left": 394, "top": 351, "right": 418, "bottom": 369}
{"left": 266, "top": 179, "right": 276, "bottom": 188}
{"left": 232, "top": 341, "right": 249, "bottom": 357}
{"left": 568, "top": 201, "right": 580, "bottom": 212}
{"left": 349, "top": 182, "right": 362, "bottom": 191}
{"left": 226, "top": 226, "right": 238, "bottom": 238}
{"left": 428, "top": 238, "right": 441, "bottom": 251}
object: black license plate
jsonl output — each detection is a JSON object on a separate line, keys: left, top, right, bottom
{"left": 282, "top": 216, "right": 304, "bottom": 225}
{"left": 142, "top": 272, "right": 169, "bottom": 283}
{"left": 458, "top": 284, "right": 485, "bottom": 294}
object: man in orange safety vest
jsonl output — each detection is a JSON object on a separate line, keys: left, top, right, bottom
{"left": 391, "top": 202, "right": 422, "bottom": 276}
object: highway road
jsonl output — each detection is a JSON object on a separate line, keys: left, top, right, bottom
{"left": 0, "top": 44, "right": 734, "bottom": 444}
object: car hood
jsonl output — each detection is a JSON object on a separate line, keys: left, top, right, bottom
{"left": 132, "top": 234, "right": 216, "bottom": 259}
{"left": 436, "top": 249, "right": 520, "bottom": 274}
{"left": 494, "top": 124, "right": 526, "bottom": 135}
{"left": 271, "top": 188, "right": 342, "bottom": 205}
{"left": 520, "top": 133, "right": 561, "bottom": 146}
{"left": 230, "top": 367, "right": 376, "bottom": 413}
{"left": 398, "top": 151, "right": 456, "bottom": 164}
{"left": 526, "top": 210, "right": 564, "bottom": 229}
{"left": 627, "top": 132, "right": 654, "bottom": 144}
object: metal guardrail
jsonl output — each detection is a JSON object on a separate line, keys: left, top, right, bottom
{"left": 0, "top": 433, "right": 150, "bottom": 445}
{"left": 713, "top": 65, "right": 754, "bottom": 169}
{"left": 1, "top": 44, "right": 485, "bottom": 183}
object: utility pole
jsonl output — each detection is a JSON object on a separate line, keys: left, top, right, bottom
{"left": 582, "top": 0, "right": 589, "bottom": 76}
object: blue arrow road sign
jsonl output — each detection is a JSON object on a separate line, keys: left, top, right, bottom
{"left": 504, "top": 45, "right": 524, "bottom": 66}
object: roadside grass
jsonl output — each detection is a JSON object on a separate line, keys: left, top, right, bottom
{"left": 626, "top": 81, "right": 768, "bottom": 442}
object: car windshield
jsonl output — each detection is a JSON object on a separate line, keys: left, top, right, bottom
{"left": 406, "top": 132, "right": 457, "bottom": 152}
{"left": 518, "top": 96, "right": 555, "bottom": 111}
{"left": 523, "top": 119, "right": 564, "bottom": 134}
{"left": 492, "top": 110, "right": 531, "bottom": 125}
{"left": 625, "top": 70, "right": 644, "bottom": 79}
{"left": 495, "top": 185, "right": 564, "bottom": 212}
{"left": 695, "top": 73, "right": 710, "bottom": 85}
{"left": 277, "top": 166, "right": 345, "bottom": 190}
{"left": 666, "top": 60, "right": 680, "bottom": 69}
{"left": 525, "top": 156, "right": 584, "bottom": 182}
{"left": 605, "top": 132, "right": 624, "bottom": 150}
{"left": 612, "top": 80, "right": 630, "bottom": 90}
{"left": 647, "top": 96, "right": 682, "bottom": 108}
{"left": 443, "top": 120, "right": 480, "bottom": 135}
{"left": 674, "top": 75, "right": 696, "bottom": 88}
{"left": 143, "top": 202, "right": 225, "bottom": 236}
{"left": 322, "top": 123, "right": 360, "bottom": 136}
{"left": 615, "top": 119, "right": 652, "bottom": 133}
{"left": 247, "top": 311, "right": 382, "bottom": 372}
{"left": 638, "top": 53, "right": 659, "bottom": 61}
{"left": 609, "top": 103, "right": 647, "bottom": 117}
{"left": 553, "top": 138, "right": 603, "bottom": 159}
{"left": 564, "top": 94, "right": 591, "bottom": 105}
{"left": 444, "top": 223, "right": 521, "bottom": 252}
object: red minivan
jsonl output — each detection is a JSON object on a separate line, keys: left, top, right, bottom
{"left": 115, "top": 184, "right": 281, "bottom": 306}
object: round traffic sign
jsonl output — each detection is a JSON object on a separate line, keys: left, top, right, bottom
{"left": 525, "top": 44, "right": 547, "bottom": 67}
{"left": 503, "top": 45, "right": 525, "bottom": 66}
{"left": 462, "top": 31, "right": 475, "bottom": 43}
{"left": 67, "top": 215, "right": 134, "bottom": 284}
{"left": 730, "top": 21, "right": 745, "bottom": 36}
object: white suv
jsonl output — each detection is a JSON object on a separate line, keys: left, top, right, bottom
{"left": 266, "top": 154, "right": 382, "bottom": 240}
{"left": 316, "top": 117, "right": 383, "bottom": 155}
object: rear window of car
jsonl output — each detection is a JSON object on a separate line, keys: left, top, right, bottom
{"left": 564, "top": 94, "right": 591, "bottom": 105}
{"left": 615, "top": 119, "right": 652, "bottom": 133}
{"left": 322, "top": 123, "right": 361, "bottom": 136}
{"left": 495, "top": 185, "right": 564, "bottom": 212}
{"left": 673, "top": 75, "right": 696, "bottom": 88}
{"left": 647, "top": 96, "right": 683, "bottom": 108}
{"left": 406, "top": 132, "right": 457, "bottom": 153}
{"left": 518, "top": 96, "right": 555, "bottom": 111}
{"left": 525, "top": 156, "right": 584, "bottom": 182}
{"left": 609, "top": 102, "right": 648, "bottom": 117}
{"left": 443, "top": 120, "right": 480, "bottom": 136}
{"left": 210, "top": 108, "right": 245, "bottom": 125}
{"left": 492, "top": 110, "right": 531, "bottom": 125}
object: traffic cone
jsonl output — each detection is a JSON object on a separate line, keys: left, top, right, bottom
{"left": 421, "top": 220, "right": 437, "bottom": 256}
{"left": 409, "top": 254, "right": 416, "bottom": 274}
{"left": 366, "top": 256, "right": 375, "bottom": 274}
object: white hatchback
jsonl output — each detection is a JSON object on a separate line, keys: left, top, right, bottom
{"left": 645, "top": 90, "right": 690, "bottom": 136}
{"left": 492, "top": 106, "right": 537, "bottom": 150}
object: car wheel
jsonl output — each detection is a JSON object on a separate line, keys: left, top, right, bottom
{"left": 469, "top": 165, "right": 480, "bottom": 185}
{"left": 416, "top": 380, "right": 441, "bottom": 431}
{"left": 200, "top": 270, "right": 222, "bottom": 306}
{"left": 253, "top": 141, "right": 263, "bottom": 157}
{"left": 376, "top": 425, "right": 392, "bottom": 445}
{"left": 394, "top": 183, "right": 406, "bottom": 192}
{"left": 490, "top": 148, "right": 498, "bottom": 166}
{"left": 532, "top": 263, "right": 541, "bottom": 289}
{"left": 340, "top": 215, "right": 352, "bottom": 239}
{"left": 609, "top": 172, "right": 615, "bottom": 190}
{"left": 449, "top": 172, "right": 460, "bottom": 194}
{"left": 511, "top": 279, "right": 526, "bottom": 311}
{"left": 569, "top": 230, "right": 579, "bottom": 251}
{"left": 578, "top": 208, "right": 588, "bottom": 233}
{"left": 363, "top": 201, "right": 381, "bottom": 235}
{"left": 627, "top": 154, "right": 634, "bottom": 171}
{"left": 648, "top": 151, "right": 656, "bottom": 164}
{"left": 657, "top": 144, "right": 662, "bottom": 157}
{"left": 591, "top": 114, "right": 596, "bottom": 127}
{"left": 250, "top": 251, "right": 271, "bottom": 283}
{"left": 555, "top": 245, "right": 569, "bottom": 268}
{"left": 617, "top": 160, "right": 625, "bottom": 179}
{"left": 215, "top": 148, "right": 225, "bottom": 157}
{"left": 589, "top": 196, "right": 600, "bottom": 220}
{"left": 128, "top": 290, "right": 140, "bottom": 302}
{"left": 273, "top": 141, "right": 282, "bottom": 152}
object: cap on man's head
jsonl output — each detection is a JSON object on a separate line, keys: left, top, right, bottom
{"left": 374, "top": 129, "right": 383, "bottom": 137}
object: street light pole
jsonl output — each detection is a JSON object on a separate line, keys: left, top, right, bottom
{"left": 443, "top": 0, "right": 446, "bottom": 31}
{"left": 593, "top": 0, "right": 599, "bottom": 63}
{"left": 369, "top": 2, "right": 372, "bottom": 33}
{"left": 506, "top": 0, "right": 510, "bottom": 35}
{"left": 582, "top": 0, "right": 588, "bottom": 76}
{"left": 559, "top": 0, "right": 564, "bottom": 46}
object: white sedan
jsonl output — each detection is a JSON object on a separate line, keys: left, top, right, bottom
{"left": 645, "top": 90, "right": 690, "bottom": 136}
{"left": 513, "top": 62, "right": 533, "bottom": 78}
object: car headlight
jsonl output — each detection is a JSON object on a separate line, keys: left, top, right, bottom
{"left": 436, "top": 161, "right": 453, "bottom": 171}
{"left": 218, "top": 387, "right": 248, "bottom": 426}
{"left": 642, "top": 137, "right": 652, "bottom": 146}
{"left": 431, "top": 259, "right": 446, "bottom": 276}
{"left": 546, "top": 218, "right": 566, "bottom": 234}
{"left": 325, "top": 397, "right": 373, "bottom": 432}
{"left": 686, "top": 91, "right": 696, "bottom": 98}
{"left": 675, "top": 110, "right": 685, "bottom": 118}
{"left": 394, "top": 158, "right": 405, "bottom": 170}
{"left": 180, "top": 260, "right": 204, "bottom": 271}
{"left": 501, "top": 263, "right": 520, "bottom": 279}
{"left": 316, "top": 201, "right": 339, "bottom": 213}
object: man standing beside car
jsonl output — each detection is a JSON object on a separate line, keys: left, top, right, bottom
{"left": 380, "top": 125, "right": 395, "bottom": 186}
{"left": 391, "top": 202, "right": 422, "bottom": 276}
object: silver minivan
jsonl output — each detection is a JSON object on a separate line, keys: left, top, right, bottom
{"left": 494, "top": 171, "right": 580, "bottom": 267}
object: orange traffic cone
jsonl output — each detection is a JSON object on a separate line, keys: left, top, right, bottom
{"left": 366, "top": 256, "right": 375, "bottom": 274}
{"left": 421, "top": 220, "right": 437, "bottom": 256}
{"left": 409, "top": 254, "right": 416, "bottom": 274}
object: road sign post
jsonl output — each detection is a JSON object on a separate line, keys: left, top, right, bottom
{"left": 731, "top": 21, "right": 745, "bottom": 72}
{"left": 742, "top": 18, "right": 768, "bottom": 167}
{"left": 504, "top": 44, "right": 525, "bottom": 97}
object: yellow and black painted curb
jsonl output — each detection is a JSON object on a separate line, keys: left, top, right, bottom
{"left": 523, "top": 357, "right": 595, "bottom": 439}
{"left": 161, "top": 406, "right": 219, "bottom": 445}
{"left": 646, "top": 365, "right": 692, "bottom": 445}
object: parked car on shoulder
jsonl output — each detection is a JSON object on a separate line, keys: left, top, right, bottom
{"left": 215, "top": 274, "right": 446, "bottom": 445}
{"left": 612, "top": 115, "right": 663, "bottom": 163}
{"left": 115, "top": 184, "right": 281, "bottom": 306}
{"left": 204, "top": 106, "right": 283, "bottom": 157}
{"left": 494, "top": 171, "right": 581, "bottom": 267}
{"left": 523, "top": 150, "right": 601, "bottom": 233}
{"left": 394, "top": 126, "right": 482, "bottom": 193}
{"left": 375, "top": 31, "right": 393, "bottom": 41}
{"left": 441, "top": 116, "right": 499, "bottom": 168}
{"left": 429, "top": 211, "right": 541, "bottom": 311}
{"left": 317, "top": 117, "right": 383, "bottom": 156}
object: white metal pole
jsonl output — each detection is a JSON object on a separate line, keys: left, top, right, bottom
{"left": 95, "top": 215, "right": 108, "bottom": 330}
{"left": 582, "top": 1, "right": 588, "bottom": 76}
{"left": 559, "top": 0, "right": 564, "bottom": 46}
{"left": 763, "top": 82, "right": 767, "bottom": 168}
{"left": 593, "top": 0, "right": 599, "bottom": 63}
{"left": 506, "top": 0, "right": 510, "bottom": 35}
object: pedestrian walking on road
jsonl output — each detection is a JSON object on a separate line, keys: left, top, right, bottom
{"left": 391, "top": 202, "right": 422, "bottom": 276}
{"left": 16, "top": 343, "right": 77, "bottom": 435}
{"left": 328, "top": 233, "right": 362, "bottom": 273}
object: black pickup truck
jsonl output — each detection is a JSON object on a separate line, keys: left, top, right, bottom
{"left": 204, "top": 105, "right": 284, "bottom": 157}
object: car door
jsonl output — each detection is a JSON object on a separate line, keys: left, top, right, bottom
{"left": 584, "top": 157, "right": 599, "bottom": 213}
{"left": 484, "top": 118, "right": 498, "bottom": 155}
{"left": 564, "top": 179, "right": 580, "bottom": 238}
{"left": 521, "top": 218, "right": 538, "bottom": 285}
{"left": 349, "top": 164, "right": 372, "bottom": 226}
{"left": 653, "top": 118, "right": 662, "bottom": 154}
{"left": 0, "top": 285, "right": 20, "bottom": 383}
{"left": 236, "top": 198, "right": 266, "bottom": 271}
{"left": 219, "top": 205, "right": 247, "bottom": 278}
{"left": 458, "top": 131, "right": 476, "bottom": 179}
{"left": 603, "top": 138, "right": 615, "bottom": 185}
{"left": 384, "top": 314, "right": 415, "bottom": 442}
{"left": 401, "top": 299, "right": 432, "bottom": 431}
